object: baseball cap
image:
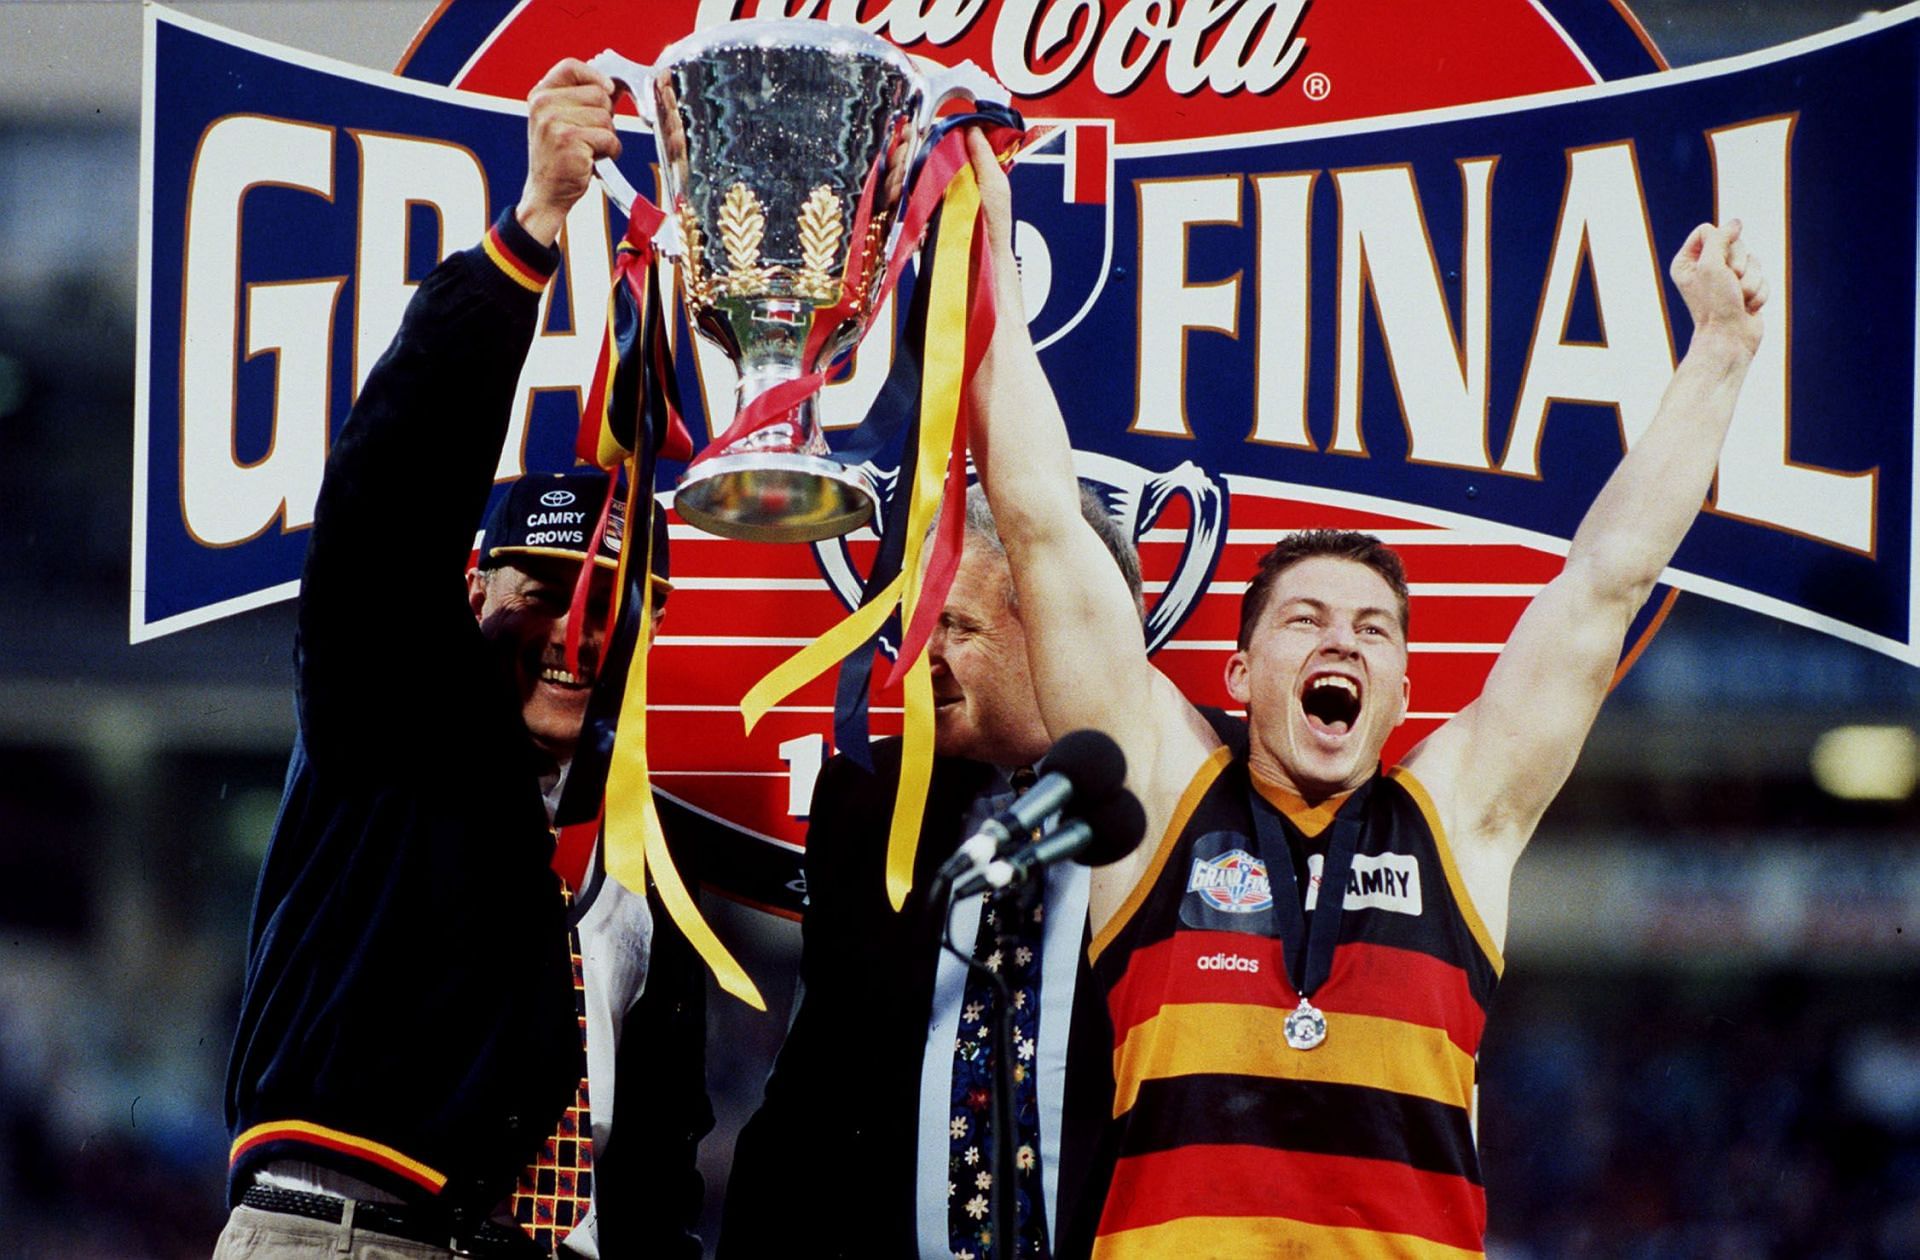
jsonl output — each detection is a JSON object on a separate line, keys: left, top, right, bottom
{"left": 477, "top": 470, "right": 672, "bottom": 593}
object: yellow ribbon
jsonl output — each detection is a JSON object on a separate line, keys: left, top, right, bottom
{"left": 604, "top": 474, "right": 765, "bottom": 1009}
{"left": 739, "top": 166, "right": 983, "bottom": 911}
{"left": 738, "top": 570, "right": 906, "bottom": 729}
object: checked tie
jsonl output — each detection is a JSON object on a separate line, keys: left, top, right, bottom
{"left": 948, "top": 769, "right": 1050, "bottom": 1260}
{"left": 512, "top": 889, "right": 593, "bottom": 1250}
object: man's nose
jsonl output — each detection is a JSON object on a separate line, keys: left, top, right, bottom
{"left": 927, "top": 625, "right": 950, "bottom": 676}
{"left": 1319, "top": 620, "right": 1360, "bottom": 653}
{"left": 549, "top": 604, "right": 604, "bottom": 660}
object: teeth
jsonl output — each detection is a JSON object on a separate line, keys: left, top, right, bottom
{"left": 1309, "top": 676, "right": 1358, "bottom": 697}
{"left": 540, "top": 667, "right": 587, "bottom": 686}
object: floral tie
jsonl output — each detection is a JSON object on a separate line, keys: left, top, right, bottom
{"left": 947, "top": 772, "right": 1050, "bottom": 1260}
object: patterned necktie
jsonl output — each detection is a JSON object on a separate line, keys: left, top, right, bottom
{"left": 948, "top": 769, "right": 1051, "bottom": 1260}
{"left": 513, "top": 887, "right": 593, "bottom": 1251}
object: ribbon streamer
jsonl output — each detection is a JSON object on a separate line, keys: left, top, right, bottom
{"left": 740, "top": 160, "right": 987, "bottom": 910}
{"left": 566, "top": 194, "right": 763, "bottom": 1008}
{"left": 601, "top": 484, "right": 763, "bottom": 1008}
{"left": 884, "top": 218, "right": 1003, "bottom": 686}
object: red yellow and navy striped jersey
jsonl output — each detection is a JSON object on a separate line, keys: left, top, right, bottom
{"left": 1086, "top": 746, "right": 1503, "bottom": 1258}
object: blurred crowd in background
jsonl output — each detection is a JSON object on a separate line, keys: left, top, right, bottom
{"left": 3, "top": 1, "right": 1917, "bottom": 1256}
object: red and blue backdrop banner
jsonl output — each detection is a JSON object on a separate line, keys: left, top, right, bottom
{"left": 135, "top": 2, "right": 1920, "bottom": 913}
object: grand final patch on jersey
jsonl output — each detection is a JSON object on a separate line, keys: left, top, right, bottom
{"left": 1180, "top": 831, "right": 1285, "bottom": 935}
{"left": 1187, "top": 846, "right": 1276, "bottom": 914}
{"left": 1304, "top": 851, "right": 1423, "bottom": 916}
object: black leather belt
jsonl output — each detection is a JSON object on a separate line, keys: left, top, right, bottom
{"left": 239, "top": 1185, "right": 546, "bottom": 1258}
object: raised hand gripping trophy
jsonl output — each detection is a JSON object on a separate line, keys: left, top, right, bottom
{"left": 589, "top": 20, "right": 1005, "bottom": 542}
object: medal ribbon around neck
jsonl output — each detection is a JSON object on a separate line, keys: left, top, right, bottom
{"left": 1246, "top": 779, "right": 1373, "bottom": 1046}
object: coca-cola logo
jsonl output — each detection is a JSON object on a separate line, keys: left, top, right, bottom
{"left": 689, "top": 0, "right": 1310, "bottom": 100}
{"left": 429, "top": 0, "right": 1635, "bottom": 145}
{"left": 133, "top": 4, "right": 1920, "bottom": 917}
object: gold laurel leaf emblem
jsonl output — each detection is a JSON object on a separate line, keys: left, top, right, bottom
{"left": 718, "top": 182, "right": 768, "bottom": 296}
{"left": 675, "top": 202, "right": 710, "bottom": 305}
{"left": 795, "top": 185, "right": 844, "bottom": 303}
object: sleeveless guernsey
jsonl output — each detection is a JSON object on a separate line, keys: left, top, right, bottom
{"left": 1086, "top": 746, "right": 1503, "bottom": 1258}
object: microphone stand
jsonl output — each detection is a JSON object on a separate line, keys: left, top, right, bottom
{"left": 943, "top": 876, "right": 1038, "bottom": 1259}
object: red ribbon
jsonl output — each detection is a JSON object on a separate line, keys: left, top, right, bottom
{"left": 885, "top": 221, "right": 1004, "bottom": 687}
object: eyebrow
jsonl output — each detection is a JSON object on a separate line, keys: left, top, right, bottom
{"left": 1280, "top": 597, "right": 1402, "bottom": 628}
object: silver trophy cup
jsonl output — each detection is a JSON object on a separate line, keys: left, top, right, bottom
{"left": 591, "top": 21, "right": 1004, "bottom": 543}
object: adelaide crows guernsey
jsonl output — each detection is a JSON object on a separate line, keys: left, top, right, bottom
{"left": 1086, "top": 745, "right": 1503, "bottom": 1258}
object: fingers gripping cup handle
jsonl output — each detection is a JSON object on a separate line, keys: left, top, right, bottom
{"left": 587, "top": 49, "right": 657, "bottom": 215}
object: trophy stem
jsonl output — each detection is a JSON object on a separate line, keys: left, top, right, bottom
{"left": 674, "top": 378, "right": 877, "bottom": 544}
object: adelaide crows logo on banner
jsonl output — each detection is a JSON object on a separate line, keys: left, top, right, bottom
{"left": 135, "top": 1, "right": 1920, "bottom": 915}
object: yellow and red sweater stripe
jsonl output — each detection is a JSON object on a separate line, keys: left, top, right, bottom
{"left": 482, "top": 219, "right": 552, "bottom": 293}
{"left": 229, "top": 1120, "right": 448, "bottom": 1195}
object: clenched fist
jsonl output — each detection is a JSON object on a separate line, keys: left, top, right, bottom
{"left": 1670, "top": 218, "right": 1770, "bottom": 358}
{"left": 516, "top": 59, "right": 623, "bottom": 247}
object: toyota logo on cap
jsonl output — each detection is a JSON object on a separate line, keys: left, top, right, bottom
{"left": 540, "top": 489, "right": 576, "bottom": 507}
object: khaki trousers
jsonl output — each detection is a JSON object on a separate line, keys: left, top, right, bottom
{"left": 212, "top": 1204, "right": 459, "bottom": 1260}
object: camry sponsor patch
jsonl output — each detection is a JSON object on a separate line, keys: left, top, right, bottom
{"left": 1186, "top": 848, "right": 1275, "bottom": 914}
{"left": 1305, "top": 851, "right": 1422, "bottom": 916}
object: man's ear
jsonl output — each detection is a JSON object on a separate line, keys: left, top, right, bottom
{"left": 1395, "top": 673, "right": 1411, "bottom": 728}
{"left": 466, "top": 567, "right": 489, "bottom": 622}
{"left": 1224, "top": 650, "right": 1252, "bottom": 706}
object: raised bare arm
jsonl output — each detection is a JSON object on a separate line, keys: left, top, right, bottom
{"left": 964, "top": 132, "right": 1219, "bottom": 924}
{"left": 1404, "top": 220, "right": 1770, "bottom": 947}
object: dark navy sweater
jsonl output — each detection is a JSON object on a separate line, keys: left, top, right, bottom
{"left": 223, "top": 215, "right": 709, "bottom": 1248}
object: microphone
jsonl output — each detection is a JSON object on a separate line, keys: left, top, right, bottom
{"left": 952, "top": 788, "right": 1148, "bottom": 899}
{"left": 932, "top": 729, "right": 1127, "bottom": 889}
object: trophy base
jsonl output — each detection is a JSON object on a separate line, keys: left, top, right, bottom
{"left": 675, "top": 453, "right": 877, "bottom": 543}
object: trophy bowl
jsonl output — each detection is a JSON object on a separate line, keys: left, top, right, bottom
{"left": 592, "top": 21, "right": 1003, "bottom": 543}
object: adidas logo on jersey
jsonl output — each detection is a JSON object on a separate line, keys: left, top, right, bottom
{"left": 1196, "top": 952, "right": 1261, "bottom": 973}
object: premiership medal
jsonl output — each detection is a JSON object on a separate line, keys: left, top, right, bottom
{"left": 1283, "top": 998, "right": 1328, "bottom": 1051}
{"left": 1250, "top": 779, "right": 1372, "bottom": 1056}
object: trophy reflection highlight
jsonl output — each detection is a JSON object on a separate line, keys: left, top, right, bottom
{"left": 592, "top": 21, "right": 1004, "bottom": 543}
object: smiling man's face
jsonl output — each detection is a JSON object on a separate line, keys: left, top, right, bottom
{"left": 468, "top": 556, "right": 617, "bottom": 766}
{"left": 1227, "top": 555, "right": 1411, "bottom": 799}
{"left": 927, "top": 545, "right": 1051, "bottom": 768}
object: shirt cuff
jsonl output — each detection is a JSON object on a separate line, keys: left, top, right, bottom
{"left": 482, "top": 208, "right": 561, "bottom": 293}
